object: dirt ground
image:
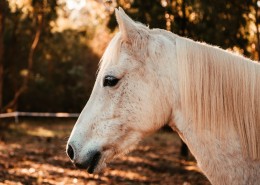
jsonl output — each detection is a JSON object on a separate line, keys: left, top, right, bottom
{"left": 0, "top": 119, "right": 210, "bottom": 185}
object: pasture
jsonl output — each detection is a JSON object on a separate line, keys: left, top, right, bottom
{"left": 0, "top": 119, "right": 210, "bottom": 185}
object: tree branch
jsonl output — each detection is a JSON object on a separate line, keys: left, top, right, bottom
{"left": 0, "top": 1, "right": 6, "bottom": 112}
{"left": 3, "top": 13, "right": 43, "bottom": 112}
{"left": 255, "top": 1, "right": 260, "bottom": 61}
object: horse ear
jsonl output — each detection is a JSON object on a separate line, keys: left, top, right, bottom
{"left": 115, "top": 7, "right": 138, "bottom": 41}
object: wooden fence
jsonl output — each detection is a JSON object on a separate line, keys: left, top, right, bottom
{"left": 0, "top": 112, "right": 80, "bottom": 123}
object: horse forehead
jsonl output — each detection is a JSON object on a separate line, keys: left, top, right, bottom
{"left": 100, "top": 53, "right": 130, "bottom": 76}
{"left": 100, "top": 30, "right": 167, "bottom": 71}
{"left": 101, "top": 47, "right": 139, "bottom": 75}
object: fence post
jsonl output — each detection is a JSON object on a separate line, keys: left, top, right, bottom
{"left": 14, "top": 112, "right": 19, "bottom": 123}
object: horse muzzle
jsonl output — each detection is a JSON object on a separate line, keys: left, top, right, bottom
{"left": 67, "top": 144, "right": 102, "bottom": 174}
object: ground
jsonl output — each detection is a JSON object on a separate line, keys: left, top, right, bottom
{"left": 0, "top": 119, "right": 210, "bottom": 185}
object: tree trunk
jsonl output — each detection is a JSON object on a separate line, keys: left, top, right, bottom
{"left": 181, "top": 0, "right": 187, "bottom": 36}
{"left": 0, "top": 1, "right": 6, "bottom": 112}
{"left": 3, "top": 13, "right": 43, "bottom": 111}
{"left": 255, "top": 1, "right": 260, "bottom": 61}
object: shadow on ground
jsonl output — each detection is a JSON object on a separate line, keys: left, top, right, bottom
{"left": 0, "top": 119, "right": 210, "bottom": 185}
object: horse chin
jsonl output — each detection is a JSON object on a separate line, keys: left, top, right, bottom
{"left": 90, "top": 136, "right": 141, "bottom": 173}
{"left": 91, "top": 160, "right": 107, "bottom": 173}
{"left": 84, "top": 155, "right": 107, "bottom": 174}
{"left": 89, "top": 151, "right": 113, "bottom": 173}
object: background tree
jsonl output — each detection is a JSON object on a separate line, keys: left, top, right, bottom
{"left": 1, "top": 0, "right": 102, "bottom": 112}
{"left": 3, "top": 0, "right": 45, "bottom": 111}
{"left": 0, "top": 0, "right": 8, "bottom": 112}
{"left": 2, "top": 0, "right": 58, "bottom": 111}
{"left": 109, "top": 0, "right": 258, "bottom": 60}
{"left": 1, "top": 0, "right": 259, "bottom": 113}
{"left": 246, "top": 0, "right": 260, "bottom": 60}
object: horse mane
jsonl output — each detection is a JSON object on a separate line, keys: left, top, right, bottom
{"left": 176, "top": 36, "right": 260, "bottom": 159}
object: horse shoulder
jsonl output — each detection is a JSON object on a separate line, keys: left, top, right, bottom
{"left": 170, "top": 111, "right": 260, "bottom": 185}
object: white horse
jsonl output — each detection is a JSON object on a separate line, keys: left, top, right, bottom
{"left": 67, "top": 8, "right": 260, "bottom": 185}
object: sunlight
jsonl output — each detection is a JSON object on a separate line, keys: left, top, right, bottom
{"left": 15, "top": 122, "right": 56, "bottom": 137}
{"left": 184, "top": 165, "right": 201, "bottom": 172}
{"left": 120, "top": 156, "right": 146, "bottom": 163}
{"left": 53, "top": 0, "right": 109, "bottom": 32}
{"left": 26, "top": 127, "right": 55, "bottom": 137}
{"left": 8, "top": 0, "right": 32, "bottom": 13}
{"left": 66, "top": 0, "right": 86, "bottom": 10}
{"left": 109, "top": 169, "right": 148, "bottom": 181}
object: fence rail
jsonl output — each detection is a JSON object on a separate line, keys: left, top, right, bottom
{"left": 0, "top": 112, "right": 80, "bottom": 122}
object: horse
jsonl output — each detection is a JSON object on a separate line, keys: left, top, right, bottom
{"left": 66, "top": 7, "right": 260, "bottom": 185}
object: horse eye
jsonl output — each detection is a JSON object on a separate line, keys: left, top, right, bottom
{"left": 103, "top": 75, "right": 119, "bottom": 87}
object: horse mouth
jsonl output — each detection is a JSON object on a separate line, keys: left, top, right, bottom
{"left": 75, "top": 151, "right": 101, "bottom": 174}
{"left": 87, "top": 151, "right": 101, "bottom": 173}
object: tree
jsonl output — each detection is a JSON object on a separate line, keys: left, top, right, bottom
{"left": 3, "top": 1, "right": 44, "bottom": 111}
{"left": 108, "top": 0, "right": 255, "bottom": 59}
{"left": 0, "top": 0, "right": 8, "bottom": 112}
{"left": 2, "top": 0, "right": 59, "bottom": 112}
{"left": 2, "top": 0, "right": 101, "bottom": 113}
{"left": 246, "top": 0, "right": 260, "bottom": 61}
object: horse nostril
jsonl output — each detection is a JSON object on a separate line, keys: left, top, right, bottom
{"left": 67, "top": 144, "right": 74, "bottom": 160}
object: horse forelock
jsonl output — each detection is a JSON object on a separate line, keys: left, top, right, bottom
{"left": 176, "top": 36, "right": 260, "bottom": 160}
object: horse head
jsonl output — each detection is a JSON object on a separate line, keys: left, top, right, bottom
{"left": 66, "top": 8, "right": 176, "bottom": 173}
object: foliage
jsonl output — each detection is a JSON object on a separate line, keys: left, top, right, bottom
{"left": 109, "top": 0, "right": 259, "bottom": 59}
{"left": 19, "top": 31, "right": 98, "bottom": 112}
{"left": 2, "top": 0, "right": 99, "bottom": 112}
{"left": 1, "top": 0, "right": 259, "bottom": 113}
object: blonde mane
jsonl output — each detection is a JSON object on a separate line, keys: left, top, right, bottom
{"left": 176, "top": 36, "right": 260, "bottom": 159}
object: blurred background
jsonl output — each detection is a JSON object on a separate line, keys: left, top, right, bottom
{"left": 0, "top": 0, "right": 259, "bottom": 113}
{"left": 0, "top": 0, "right": 259, "bottom": 184}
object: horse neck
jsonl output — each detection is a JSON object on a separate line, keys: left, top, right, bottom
{"left": 164, "top": 34, "right": 240, "bottom": 157}
{"left": 152, "top": 30, "right": 180, "bottom": 109}
{"left": 166, "top": 35, "right": 260, "bottom": 184}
